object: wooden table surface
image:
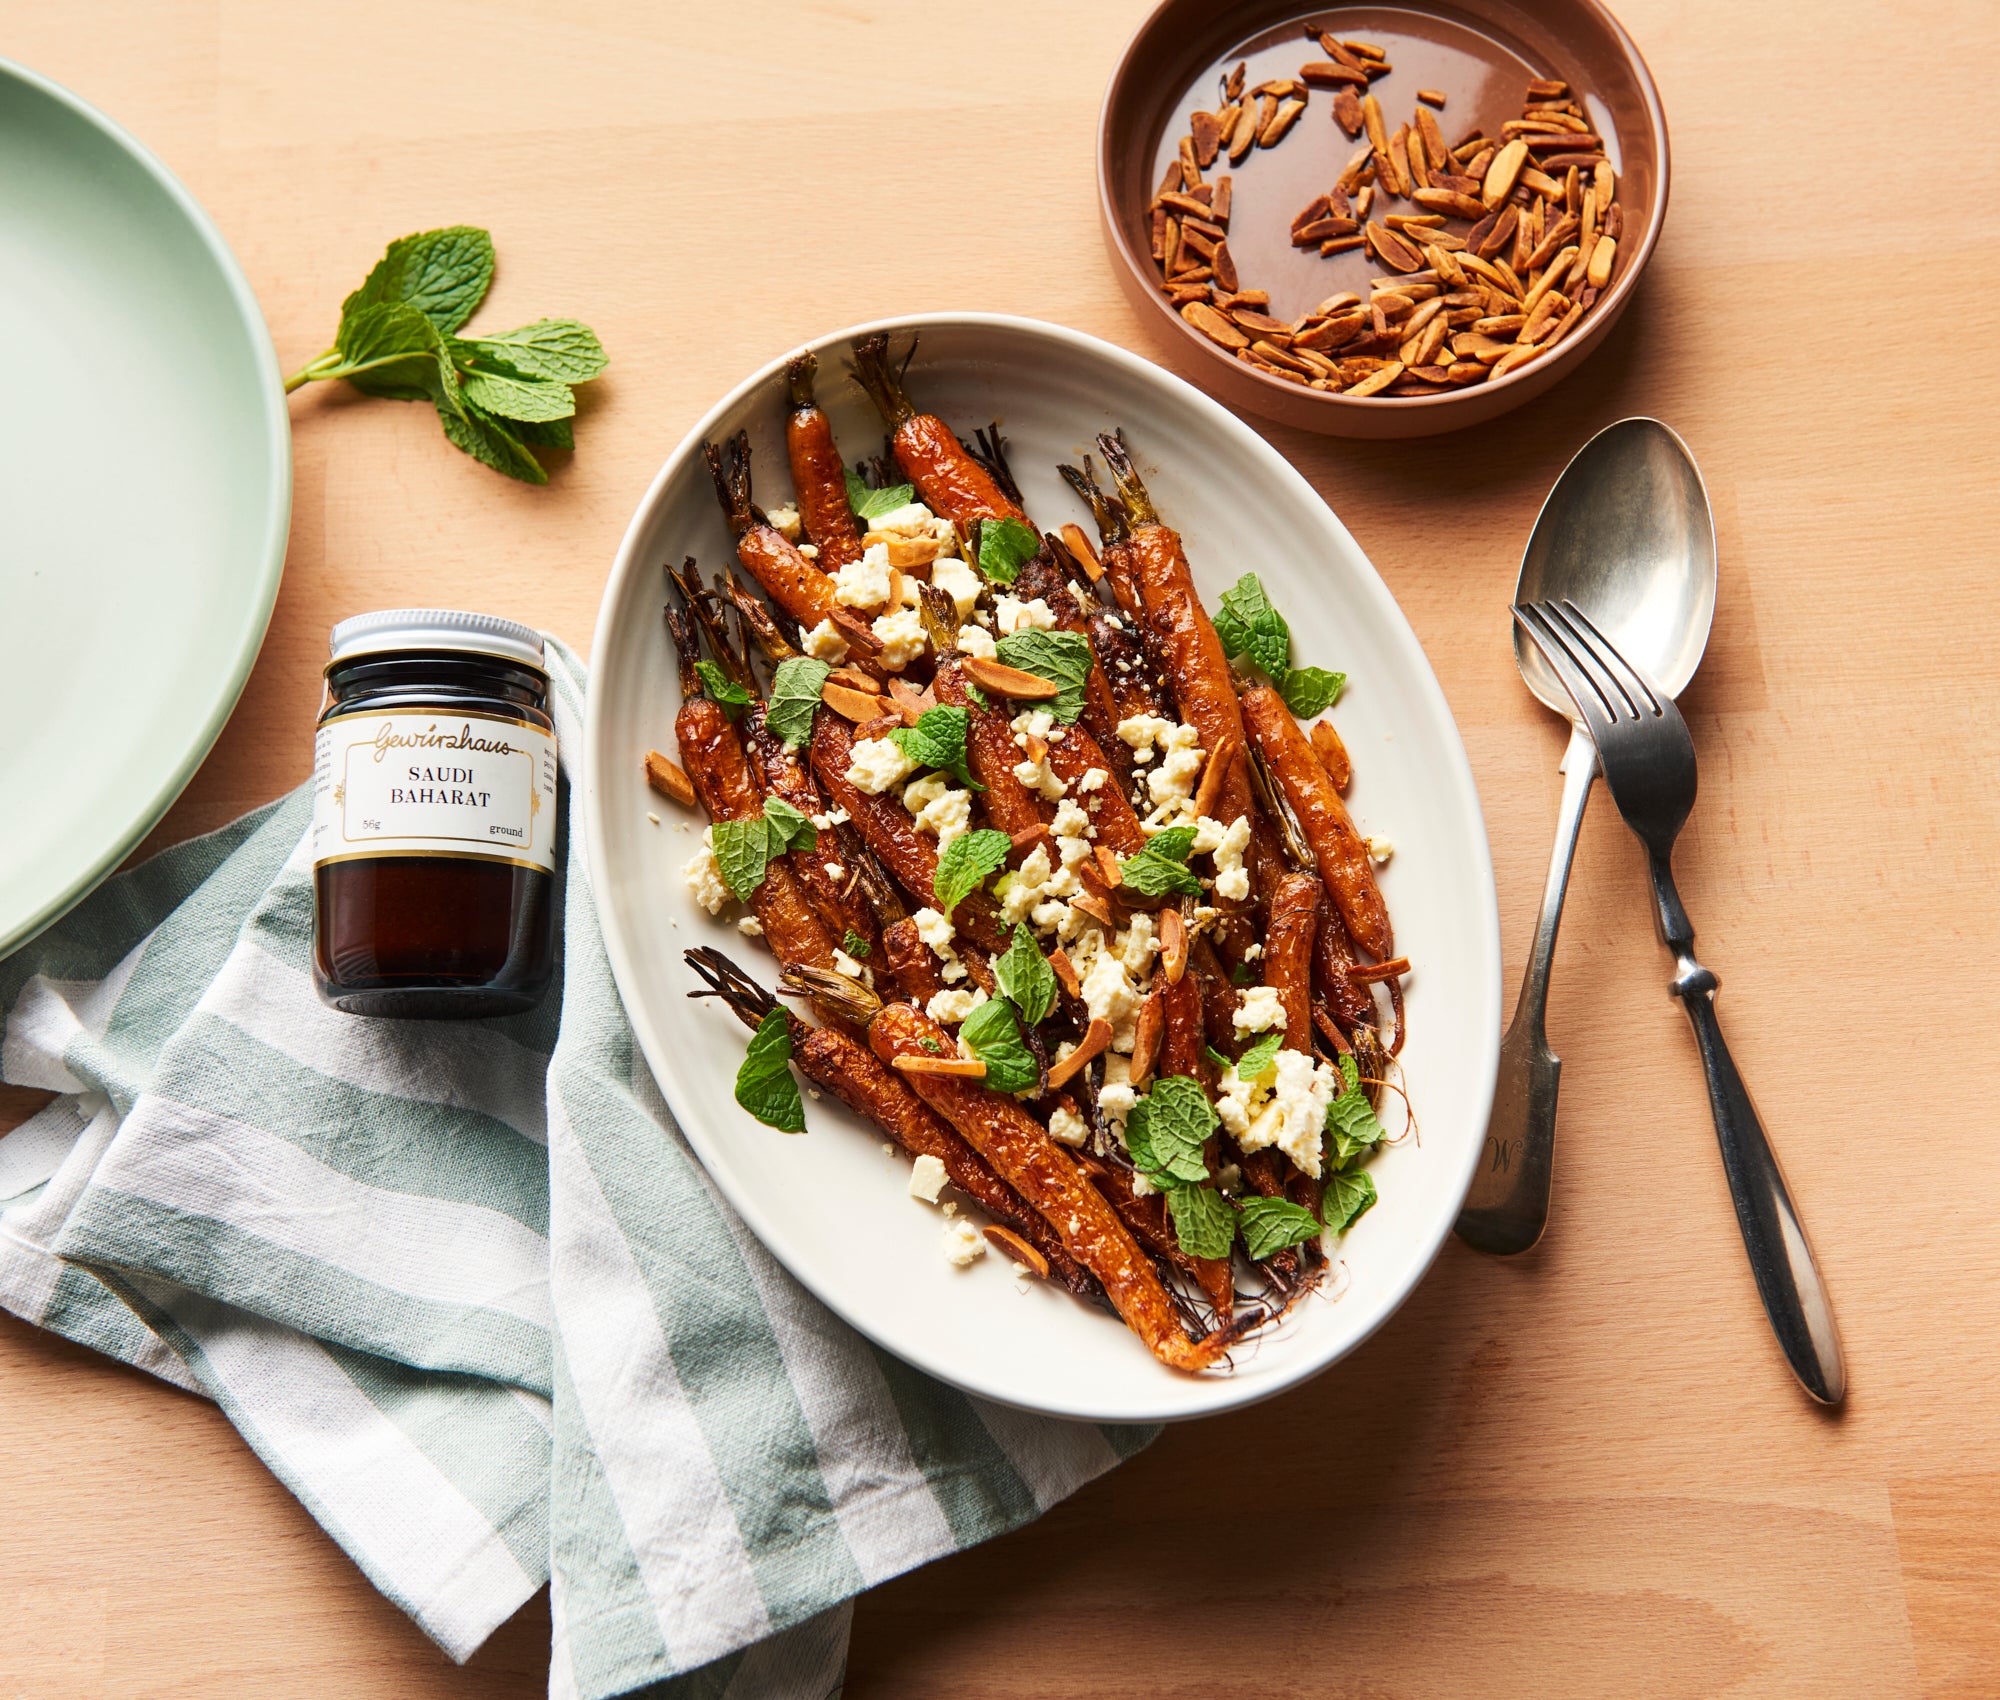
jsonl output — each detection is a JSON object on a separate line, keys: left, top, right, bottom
{"left": 5, "top": 2, "right": 1996, "bottom": 1694}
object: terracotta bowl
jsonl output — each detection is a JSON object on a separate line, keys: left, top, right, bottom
{"left": 1098, "top": 0, "right": 1669, "bottom": 438}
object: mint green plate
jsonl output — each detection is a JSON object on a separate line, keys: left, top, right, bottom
{"left": 0, "top": 60, "right": 290, "bottom": 957}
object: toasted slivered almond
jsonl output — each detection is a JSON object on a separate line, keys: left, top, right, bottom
{"left": 1594, "top": 160, "right": 1616, "bottom": 205}
{"left": 960, "top": 656, "right": 1058, "bottom": 699}
{"left": 1211, "top": 173, "right": 1233, "bottom": 222}
{"left": 1226, "top": 60, "right": 1245, "bottom": 100}
{"left": 1361, "top": 93, "right": 1388, "bottom": 154}
{"left": 1320, "top": 234, "right": 1365, "bottom": 256}
{"left": 1300, "top": 59, "right": 1367, "bottom": 87}
{"left": 1047, "top": 945, "right": 1081, "bottom": 999}
{"left": 1413, "top": 186, "right": 1489, "bottom": 221}
{"left": 1336, "top": 141, "right": 1374, "bottom": 193}
{"left": 1294, "top": 311, "right": 1367, "bottom": 350}
{"left": 1587, "top": 234, "right": 1617, "bottom": 289}
{"left": 887, "top": 676, "right": 933, "bottom": 721}
{"left": 822, "top": 681, "right": 889, "bottom": 722}
{"left": 644, "top": 750, "right": 697, "bottom": 808}
{"left": 1417, "top": 87, "right": 1446, "bottom": 106}
{"left": 1009, "top": 823, "right": 1050, "bottom": 852}
{"left": 1212, "top": 239, "right": 1240, "bottom": 294}
{"left": 1045, "top": 1018, "right": 1113, "bottom": 1089}
{"left": 1213, "top": 104, "right": 1242, "bottom": 151}
{"left": 854, "top": 713, "right": 903, "bottom": 741}
{"left": 1070, "top": 889, "right": 1115, "bottom": 929}
{"left": 1181, "top": 300, "right": 1251, "bottom": 350}
{"left": 1190, "top": 109, "right": 1221, "bottom": 168}
{"left": 1159, "top": 906, "right": 1188, "bottom": 984}
{"left": 1260, "top": 96, "right": 1306, "bottom": 146}
{"left": 1386, "top": 211, "right": 1444, "bottom": 232}
{"left": 1526, "top": 77, "right": 1569, "bottom": 98}
{"left": 825, "top": 665, "right": 875, "bottom": 694}
{"left": 863, "top": 533, "right": 941, "bottom": 569}
{"left": 1193, "top": 734, "right": 1237, "bottom": 819}
{"left": 1059, "top": 523, "right": 1101, "bottom": 579}
{"left": 1094, "top": 845, "right": 1123, "bottom": 889}
{"left": 1128, "top": 992, "right": 1165, "bottom": 1090}
{"left": 1345, "top": 362, "right": 1405, "bottom": 397}
{"left": 893, "top": 1053, "right": 988, "bottom": 1079}
{"left": 1228, "top": 102, "right": 1260, "bottom": 163}
{"left": 1369, "top": 223, "right": 1423, "bottom": 273}
{"left": 1521, "top": 290, "right": 1569, "bottom": 344}
{"left": 1484, "top": 138, "right": 1529, "bottom": 203}
{"left": 1333, "top": 87, "right": 1364, "bottom": 136}
{"left": 1521, "top": 246, "right": 1577, "bottom": 314}
{"left": 1489, "top": 343, "right": 1543, "bottom": 378}
{"left": 983, "top": 1225, "right": 1048, "bottom": 1278}
{"left": 1178, "top": 135, "right": 1200, "bottom": 185}
{"left": 1309, "top": 720, "right": 1352, "bottom": 792}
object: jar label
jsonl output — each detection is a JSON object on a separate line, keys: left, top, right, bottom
{"left": 312, "top": 710, "right": 558, "bottom": 873}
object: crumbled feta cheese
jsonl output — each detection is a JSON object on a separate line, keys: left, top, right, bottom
{"left": 902, "top": 773, "right": 972, "bottom": 849}
{"left": 1098, "top": 1052, "right": 1137, "bottom": 1134}
{"left": 833, "top": 948, "right": 870, "bottom": 983}
{"left": 646, "top": 811, "right": 661, "bottom": 825}
{"left": 800, "top": 619, "right": 849, "bottom": 662}
{"left": 834, "top": 543, "right": 894, "bottom": 610}
{"left": 1011, "top": 709, "right": 1057, "bottom": 743}
{"left": 846, "top": 736, "right": 918, "bottom": 794}
{"left": 955, "top": 624, "right": 997, "bottom": 660}
{"left": 871, "top": 606, "right": 928, "bottom": 670}
{"left": 909, "top": 1153, "right": 948, "bottom": 1203}
{"left": 1368, "top": 836, "right": 1395, "bottom": 865}
{"left": 930, "top": 555, "right": 982, "bottom": 618}
{"left": 798, "top": 542, "right": 819, "bottom": 560}
{"left": 1113, "top": 913, "right": 1158, "bottom": 978}
{"left": 1235, "top": 984, "right": 1286, "bottom": 1033}
{"left": 1117, "top": 713, "right": 1175, "bottom": 757}
{"left": 1236, "top": 1049, "right": 1339, "bottom": 1179}
{"left": 1047, "top": 1105, "right": 1089, "bottom": 1147}
{"left": 941, "top": 1218, "right": 987, "bottom": 1266}
{"left": 1013, "top": 752, "right": 1066, "bottom": 801}
{"left": 994, "top": 594, "right": 1058, "bottom": 634}
{"left": 766, "top": 502, "right": 802, "bottom": 541}
{"left": 913, "top": 907, "right": 956, "bottom": 955}
{"left": 1146, "top": 723, "right": 1205, "bottom": 813}
{"left": 1076, "top": 767, "right": 1108, "bottom": 794}
{"left": 1211, "top": 815, "right": 1252, "bottom": 901}
{"left": 824, "top": 862, "right": 845, "bottom": 880}
{"left": 868, "top": 501, "right": 939, "bottom": 538}
{"left": 737, "top": 915, "right": 764, "bottom": 937}
{"left": 1051, "top": 799, "right": 1091, "bottom": 839}
{"left": 1244, "top": 943, "right": 1263, "bottom": 962}
{"left": 682, "top": 828, "right": 731, "bottom": 916}
{"left": 1000, "top": 844, "right": 1056, "bottom": 925}
{"left": 926, "top": 987, "right": 987, "bottom": 1025}
{"left": 1081, "top": 944, "right": 1141, "bottom": 1032}
{"left": 1056, "top": 833, "right": 1093, "bottom": 869}
{"left": 809, "top": 806, "right": 850, "bottom": 830}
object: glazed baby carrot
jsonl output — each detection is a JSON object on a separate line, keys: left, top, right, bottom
{"left": 783, "top": 351, "right": 865, "bottom": 575}
{"left": 851, "top": 334, "right": 1028, "bottom": 526}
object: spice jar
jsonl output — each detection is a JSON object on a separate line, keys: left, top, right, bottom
{"left": 312, "top": 610, "right": 559, "bottom": 1019}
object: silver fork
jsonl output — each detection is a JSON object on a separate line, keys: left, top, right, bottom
{"left": 1512, "top": 599, "right": 1847, "bottom": 1406}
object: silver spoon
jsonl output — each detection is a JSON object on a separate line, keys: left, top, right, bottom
{"left": 1456, "top": 419, "right": 1716, "bottom": 1255}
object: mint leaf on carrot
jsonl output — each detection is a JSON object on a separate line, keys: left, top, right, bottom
{"left": 735, "top": 1009, "right": 805, "bottom": 1133}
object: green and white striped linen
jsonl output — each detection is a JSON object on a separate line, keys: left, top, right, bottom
{"left": 0, "top": 641, "right": 1152, "bottom": 1699}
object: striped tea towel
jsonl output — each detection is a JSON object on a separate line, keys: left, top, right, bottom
{"left": 0, "top": 639, "right": 1152, "bottom": 1700}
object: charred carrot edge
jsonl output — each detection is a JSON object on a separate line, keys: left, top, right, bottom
{"left": 1312, "top": 895, "right": 1379, "bottom": 1031}
{"left": 881, "top": 916, "right": 945, "bottom": 1005}
{"left": 1266, "top": 873, "right": 1322, "bottom": 1051}
{"left": 783, "top": 351, "right": 865, "bottom": 575}
{"left": 1240, "top": 682, "right": 1393, "bottom": 959}
{"left": 872, "top": 1002, "right": 1237, "bottom": 1372}
{"left": 1012, "top": 550, "right": 1133, "bottom": 782}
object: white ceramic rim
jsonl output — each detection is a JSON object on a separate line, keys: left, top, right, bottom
{"left": 584, "top": 310, "right": 1501, "bottom": 1422}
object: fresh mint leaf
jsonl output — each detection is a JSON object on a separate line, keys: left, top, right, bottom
{"left": 1204, "top": 1043, "right": 1232, "bottom": 1077}
{"left": 840, "top": 928, "right": 871, "bottom": 959}
{"left": 965, "top": 683, "right": 990, "bottom": 711}
{"left": 975, "top": 517, "right": 1040, "bottom": 585}
{"left": 335, "top": 300, "right": 460, "bottom": 406}
{"left": 766, "top": 657, "right": 831, "bottom": 748}
{"left": 458, "top": 362, "right": 577, "bottom": 423}
{"left": 1327, "top": 1052, "right": 1388, "bottom": 1166}
{"left": 342, "top": 226, "right": 495, "bottom": 335}
{"left": 710, "top": 800, "right": 815, "bottom": 902}
{"left": 1323, "top": 1168, "right": 1377, "bottom": 1233}
{"left": 994, "top": 925, "right": 1058, "bottom": 1026}
{"left": 761, "top": 796, "right": 818, "bottom": 855}
{"left": 439, "top": 402, "right": 547, "bottom": 484}
{"left": 1279, "top": 666, "right": 1347, "bottom": 718}
{"left": 1233, "top": 1031, "right": 1284, "bottom": 1081}
{"left": 1118, "top": 827, "right": 1204, "bottom": 898}
{"left": 1166, "top": 1185, "right": 1236, "bottom": 1260}
{"left": 457, "top": 317, "right": 607, "bottom": 382}
{"left": 844, "top": 467, "right": 916, "bottom": 520}
{"left": 510, "top": 415, "right": 574, "bottom": 451}
{"left": 695, "top": 660, "right": 752, "bottom": 716}
{"left": 1123, "top": 1075, "right": 1216, "bottom": 1187}
{"left": 1231, "top": 963, "right": 1255, "bottom": 986}
{"left": 958, "top": 997, "right": 1039, "bottom": 1094}
{"left": 1213, "top": 573, "right": 1292, "bottom": 678}
{"left": 933, "top": 828, "right": 1010, "bottom": 918}
{"left": 993, "top": 629, "right": 1092, "bottom": 723}
{"left": 888, "top": 705, "right": 984, "bottom": 791}
{"left": 1239, "top": 1195, "right": 1322, "bottom": 1260}
{"left": 735, "top": 1009, "right": 805, "bottom": 1133}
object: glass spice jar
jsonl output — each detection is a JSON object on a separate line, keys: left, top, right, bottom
{"left": 311, "top": 609, "right": 559, "bottom": 1019}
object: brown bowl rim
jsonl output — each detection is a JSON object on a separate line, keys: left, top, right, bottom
{"left": 1096, "top": 0, "right": 1672, "bottom": 420}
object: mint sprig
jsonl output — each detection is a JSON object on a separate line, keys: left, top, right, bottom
{"left": 994, "top": 924, "right": 1058, "bottom": 1027}
{"left": 959, "top": 997, "right": 1038, "bottom": 1094}
{"left": 1124, "top": 1075, "right": 1217, "bottom": 1187}
{"left": 888, "top": 706, "right": 985, "bottom": 791}
{"left": 1233, "top": 1031, "right": 1284, "bottom": 1081}
{"left": 993, "top": 629, "right": 1092, "bottom": 723}
{"left": 735, "top": 1010, "right": 805, "bottom": 1133}
{"left": 711, "top": 799, "right": 818, "bottom": 902}
{"left": 845, "top": 468, "right": 916, "bottom": 520}
{"left": 765, "top": 657, "right": 831, "bottom": 749}
{"left": 1327, "top": 1053, "right": 1388, "bottom": 1168}
{"left": 1239, "top": 1195, "right": 1322, "bottom": 1260}
{"left": 974, "top": 517, "right": 1041, "bottom": 585}
{"left": 1117, "top": 826, "right": 1204, "bottom": 898}
{"left": 286, "top": 226, "right": 607, "bottom": 484}
{"left": 1323, "top": 1168, "right": 1378, "bottom": 1233}
{"left": 933, "top": 828, "right": 1010, "bottom": 918}
{"left": 1211, "top": 571, "right": 1348, "bottom": 720}
{"left": 1166, "top": 1185, "right": 1236, "bottom": 1260}
{"left": 695, "top": 660, "right": 752, "bottom": 717}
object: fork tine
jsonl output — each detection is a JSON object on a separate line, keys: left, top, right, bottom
{"left": 1537, "top": 600, "right": 1640, "bottom": 719}
{"left": 1511, "top": 603, "right": 1619, "bottom": 739}
{"left": 1555, "top": 600, "right": 1663, "bottom": 717}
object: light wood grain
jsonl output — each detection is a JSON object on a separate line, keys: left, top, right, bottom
{"left": 4, "top": 1, "right": 1998, "bottom": 1694}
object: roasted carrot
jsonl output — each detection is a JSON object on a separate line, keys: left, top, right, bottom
{"left": 1079, "top": 1148, "right": 1234, "bottom": 1318}
{"left": 880, "top": 917, "right": 945, "bottom": 1005}
{"left": 930, "top": 655, "right": 1055, "bottom": 843}
{"left": 1059, "top": 457, "right": 1146, "bottom": 624}
{"left": 1312, "top": 893, "right": 1379, "bottom": 1033}
{"left": 1240, "top": 682, "right": 1393, "bottom": 960}
{"left": 783, "top": 351, "right": 865, "bottom": 575}
{"left": 743, "top": 709, "right": 876, "bottom": 951}
{"left": 851, "top": 334, "right": 1027, "bottom": 526}
{"left": 871, "top": 1002, "right": 1235, "bottom": 1372}
{"left": 1100, "top": 432, "right": 1256, "bottom": 829}
{"left": 1265, "top": 872, "right": 1322, "bottom": 1050}
{"left": 1011, "top": 549, "right": 1134, "bottom": 785}
{"left": 809, "top": 711, "right": 1009, "bottom": 951}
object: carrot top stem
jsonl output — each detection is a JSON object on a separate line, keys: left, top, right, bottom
{"left": 850, "top": 332, "right": 916, "bottom": 427}
{"left": 1096, "top": 429, "right": 1158, "bottom": 527}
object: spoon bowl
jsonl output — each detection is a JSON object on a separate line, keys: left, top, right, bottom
{"left": 1516, "top": 417, "right": 1717, "bottom": 716}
